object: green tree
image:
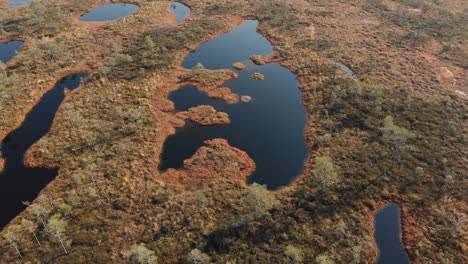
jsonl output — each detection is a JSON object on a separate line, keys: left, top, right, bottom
{"left": 285, "top": 245, "right": 303, "bottom": 264}
{"left": 20, "top": 218, "right": 41, "bottom": 246}
{"left": 2, "top": 224, "right": 22, "bottom": 258}
{"left": 415, "top": 167, "right": 424, "bottom": 180}
{"left": 145, "top": 36, "right": 156, "bottom": 52}
{"left": 239, "top": 183, "right": 277, "bottom": 221}
{"left": 192, "top": 191, "right": 209, "bottom": 209}
{"left": 313, "top": 156, "right": 339, "bottom": 192}
{"left": 315, "top": 255, "right": 335, "bottom": 264}
{"left": 187, "top": 249, "right": 209, "bottom": 264}
{"left": 193, "top": 63, "right": 205, "bottom": 70}
{"left": 29, "top": 203, "right": 51, "bottom": 228}
{"left": 58, "top": 204, "right": 72, "bottom": 216}
{"left": 45, "top": 214, "right": 68, "bottom": 254}
{"left": 130, "top": 244, "right": 158, "bottom": 264}
{"left": 379, "top": 116, "right": 415, "bottom": 161}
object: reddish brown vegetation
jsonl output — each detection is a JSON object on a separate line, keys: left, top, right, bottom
{"left": 207, "top": 87, "right": 240, "bottom": 103}
{"left": 183, "top": 139, "right": 255, "bottom": 183}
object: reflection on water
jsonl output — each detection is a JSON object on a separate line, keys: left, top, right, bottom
{"left": 0, "top": 72, "right": 87, "bottom": 228}
{"left": 170, "top": 2, "right": 190, "bottom": 24}
{"left": 79, "top": 3, "right": 139, "bottom": 22}
{"left": 160, "top": 21, "right": 308, "bottom": 190}
{"left": 374, "top": 203, "right": 410, "bottom": 264}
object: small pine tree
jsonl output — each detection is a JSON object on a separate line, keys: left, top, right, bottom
{"left": 313, "top": 156, "right": 339, "bottom": 192}
{"left": 193, "top": 63, "right": 205, "bottom": 70}
{"left": 130, "top": 244, "right": 158, "bottom": 264}
{"left": 2, "top": 225, "right": 22, "bottom": 258}
{"left": 20, "top": 218, "right": 41, "bottom": 246}
{"left": 379, "top": 116, "right": 415, "bottom": 161}
{"left": 285, "top": 245, "right": 303, "bottom": 264}
{"left": 239, "top": 183, "right": 277, "bottom": 221}
{"left": 45, "top": 214, "right": 68, "bottom": 254}
{"left": 187, "top": 249, "right": 209, "bottom": 264}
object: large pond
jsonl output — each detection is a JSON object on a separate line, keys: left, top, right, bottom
{"left": 0, "top": 72, "right": 87, "bottom": 228}
{"left": 374, "top": 203, "right": 410, "bottom": 264}
{"left": 170, "top": 2, "right": 190, "bottom": 24}
{"left": 0, "top": 40, "right": 24, "bottom": 63}
{"left": 159, "top": 20, "right": 308, "bottom": 190}
{"left": 78, "top": 3, "right": 139, "bottom": 22}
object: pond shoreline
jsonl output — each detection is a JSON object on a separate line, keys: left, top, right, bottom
{"left": 153, "top": 15, "right": 315, "bottom": 193}
{"left": 0, "top": 67, "right": 91, "bottom": 170}
{"left": 74, "top": 2, "right": 140, "bottom": 23}
{"left": 0, "top": 71, "right": 89, "bottom": 228}
{"left": 367, "top": 199, "right": 418, "bottom": 264}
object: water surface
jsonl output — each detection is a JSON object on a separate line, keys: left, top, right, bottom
{"left": 0, "top": 41, "right": 24, "bottom": 63}
{"left": 79, "top": 3, "right": 139, "bottom": 22}
{"left": 337, "top": 62, "right": 356, "bottom": 78}
{"left": 170, "top": 2, "right": 190, "bottom": 24}
{"left": 6, "top": 0, "right": 35, "bottom": 10}
{"left": 160, "top": 20, "right": 308, "bottom": 190}
{"left": 374, "top": 203, "right": 410, "bottom": 264}
{"left": 0, "top": 72, "right": 87, "bottom": 228}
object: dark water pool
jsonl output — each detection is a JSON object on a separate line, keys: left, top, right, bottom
{"left": 0, "top": 72, "right": 87, "bottom": 228}
{"left": 78, "top": 3, "right": 138, "bottom": 22}
{"left": 159, "top": 20, "right": 308, "bottom": 190}
{"left": 0, "top": 40, "right": 24, "bottom": 63}
{"left": 170, "top": 2, "right": 190, "bottom": 24}
{"left": 374, "top": 203, "right": 410, "bottom": 264}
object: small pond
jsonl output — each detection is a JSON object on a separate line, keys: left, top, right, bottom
{"left": 374, "top": 203, "right": 410, "bottom": 264}
{"left": 0, "top": 40, "right": 24, "bottom": 63}
{"left": 170, "top": 2, "right": 190, "bottom": 24}
{"left": 6, "top": 0, "right": 35, "bottom": 10}
{"left": 159, "top": 20, "right": 308, "bottom": 190}
{"left": 78, "top": 3, "right": 139, "bottom": 22}
{"left": 0, "top": 72, "right": 87, "bottom": 228}
{"left": 337, "top": 62, "right": 357, "bottom": 78}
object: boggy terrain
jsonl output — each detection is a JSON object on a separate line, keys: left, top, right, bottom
{"left": 0, "top": 0, "right": 466, "bottom": 263}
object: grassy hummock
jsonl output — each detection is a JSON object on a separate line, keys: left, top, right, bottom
{"left": 249, "top": 55, "right": 265, "bottom": 65}
{"left": 250, "top": 72, "right": 265, "bottom": 80}
{"left": 233, "top": 62, "right": 246, "bottom": 70}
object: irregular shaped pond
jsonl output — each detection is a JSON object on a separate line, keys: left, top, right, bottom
{"left": 0, "top": 72, "right": 87, "bottom": 228}
{"left": 78, "top": 3, "right": 138, "bottom": 22}
{"left": 170, "top": 2, "right": 190, "bottom": 24}
{"left": 159, "top": 20, "right": 308, "bottom": 190}
{"left": 0, "top": 40, "right": 24, "bottom": 63}
{"left": 374, "top": 203, "right": 410, "bottom": 264}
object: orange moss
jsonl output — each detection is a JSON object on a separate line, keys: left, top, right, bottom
{"left": 249, "top": 55, "right": 265, "bottom": 65}
{"left": 183, "top": 138, "right": 255, "bottom": 183}
{"left": 250, "top": 72, "right": 264, "bottom": 80}
{"left": 207, "top": 87, "right": 240, "bottom": 103}
{"left": 233, "top": 62, "right": 246, "bottom": 70}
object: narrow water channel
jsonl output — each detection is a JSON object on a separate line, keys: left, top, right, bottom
{"left": 159, "top": 20, "right": 308, "bottom": 190}
{"left": 170, "top": 2, "right": 190, "bottom": 24}
{"left": 374, "top": 203, "right": 410, "bottom": 264}
{"left": 0, "top": 40, "right": 24, "bottom": 63}
{"left": 78, "top": 3, "right": 139, "bottom": 22}
{"left": 0, "top": 72, "right": 87, "bottom": 228}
